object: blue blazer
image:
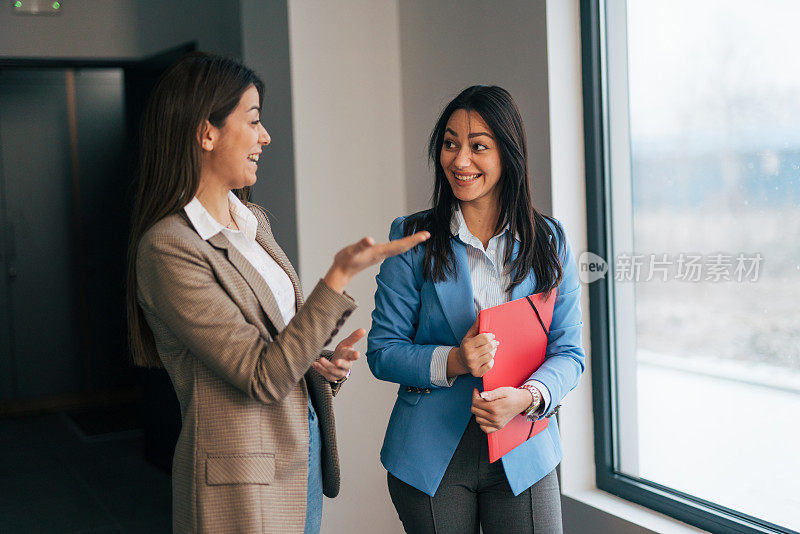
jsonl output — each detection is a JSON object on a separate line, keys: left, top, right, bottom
{"left": 367, "top": 213, "right": 585, "bottom": 497}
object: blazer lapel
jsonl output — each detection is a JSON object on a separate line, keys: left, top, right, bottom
{"left": 433, "top": 237, "right": 476, "bottom": 344}
{"left": 433, "top": 230, "right": 551, "bottom": 342}
{"left": 207, "top": 232, "right": 287, "bottom": 333}
{"left": 253, "top": 220, "right": 304, "bottom": 310}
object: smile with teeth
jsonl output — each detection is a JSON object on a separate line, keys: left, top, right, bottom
{"left": 247, "top": 153, "right": 260, "bottom": 163}
{"left": 453, "top": 172, "right": 482, "bottom": 182}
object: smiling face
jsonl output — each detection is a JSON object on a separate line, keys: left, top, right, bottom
{"left": 202, "top": 85, "right": 270, "bottom": 189}
{"left": 439, "top": 109, "right": 502, "bottom": 209}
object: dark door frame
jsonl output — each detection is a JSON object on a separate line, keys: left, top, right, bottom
{"left": 0, "top": 42, "right": 196, "bottom": 69}
{"left": 0, "top": 42, "right": 195, "bottom": 416}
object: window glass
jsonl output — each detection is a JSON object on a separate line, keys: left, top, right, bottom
{"left": 609, "top": 1, "right": 800, "bottom": 529}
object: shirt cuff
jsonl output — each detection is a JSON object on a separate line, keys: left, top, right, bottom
{"left": 430, "top": 346, "right": 458, "bottom": 387}
{"left": 523, "top": 379, "right": 551, "bottom": 421}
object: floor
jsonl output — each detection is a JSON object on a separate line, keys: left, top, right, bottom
{"left": 0, "top": 413, "right": 172, "bottom": 533}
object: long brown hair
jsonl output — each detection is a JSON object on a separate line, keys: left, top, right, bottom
{"left": 126, "top": 52, "right": 264, "bottom": 367}
{"left": 404, "top": 85, "right": 564, "bottom": 296}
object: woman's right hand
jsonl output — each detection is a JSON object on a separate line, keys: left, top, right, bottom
{"left": 447, "top": 318, "right": 499, "bottom": 378}
{"left": 323, "top": 231, "right": 430, "bottom": 292}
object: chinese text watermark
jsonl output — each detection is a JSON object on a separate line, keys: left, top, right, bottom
{"left": 578, "top": 252, "right": 763, "bottom": 284}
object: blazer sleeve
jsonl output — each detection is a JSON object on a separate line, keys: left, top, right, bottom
{"left": 136, "top": 232, "right": 356, "bottom": 405}
{"left": 526, "top": 223, "right": 586, "bottom": 418}
{"left": 366, "top": 217, "right": 443, "bottom": 388}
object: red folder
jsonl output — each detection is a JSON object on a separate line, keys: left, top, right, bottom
{"left": 479, "top": 292, "right": 556, "bottom": 463}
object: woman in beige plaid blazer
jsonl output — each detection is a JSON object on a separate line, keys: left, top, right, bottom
{"left": 125, "top": 52, "right": 428, "bottom": 534}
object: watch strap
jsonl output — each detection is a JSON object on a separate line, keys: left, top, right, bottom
{"left": 519, "top": 384, "right": 542, "bottom": 417}
{"left": 332, "top": 368, "right": 351, "bottom": 385}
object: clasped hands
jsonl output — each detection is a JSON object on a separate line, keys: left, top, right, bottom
{"left": 448, "top": 318, "right": 536, "bottom": 434}
{"left": 471, "top": 387, "right": 534, "bottom": 434}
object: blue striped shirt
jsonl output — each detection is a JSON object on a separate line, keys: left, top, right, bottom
{"left": 429, "top": 208, "right": 550, "bottom": 418}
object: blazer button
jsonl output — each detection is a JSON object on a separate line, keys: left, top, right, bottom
{"left": 331, "top": 328, "right": 339, "bottom": 337}
{"left": 405, "top": 387, "right": 412, "bottom": 392}
{"left": 424, "top": 388, "right": 431, "bottom": 394}
{"left": 336, "top": 318, "right": 345, "bottom": 327}
{"left": 343, "top": 310, "right": 352, "bottom": 318}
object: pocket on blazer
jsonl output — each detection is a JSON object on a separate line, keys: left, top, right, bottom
{"left": 397, "top": 386, "right": 422, "bottom": 406}
{"left": 205, "top": 453, "right": 275, "bottom": 486}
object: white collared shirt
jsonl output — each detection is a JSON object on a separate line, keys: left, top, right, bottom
{"left": 430, "top": 207, "right": 551, "bottom": 418}
{"left": 184, "top": 191, "right": 296, "bottom": 326}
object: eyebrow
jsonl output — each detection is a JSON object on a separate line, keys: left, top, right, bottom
{"left": 248, "top": 105, "right": 261, "bottom": 112}
{"left": 445, "top": 127, "right": 494, "bottom": 140}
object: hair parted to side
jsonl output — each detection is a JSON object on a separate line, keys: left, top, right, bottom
{"left": 404, "top": 85, "right": 564, "bottom": 296}
{"left": 125, "top": 52, "right": 265, "bottom": 368}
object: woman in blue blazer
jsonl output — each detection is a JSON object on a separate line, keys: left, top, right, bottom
{"left": 367, "top": 86, "right": 585, "bottom": 533}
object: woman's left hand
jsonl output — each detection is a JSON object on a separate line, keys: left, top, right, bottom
{"left": 312, "top": 328, "right": 366, "bottom": 382}
{"left": 471, "top": 387, "right": 533, "bottom": 434}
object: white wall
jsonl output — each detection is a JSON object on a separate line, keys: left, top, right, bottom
{"left": 286, "top": 1, "right": 406, "bottom": 532}
{"left": 546, "top": 0, "right": 594, "bottom": 497}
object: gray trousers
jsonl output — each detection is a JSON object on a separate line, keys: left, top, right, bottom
{"left": 387, "top": 417, "right": 563, "bottom": 534}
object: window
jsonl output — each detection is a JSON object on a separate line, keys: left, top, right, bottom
{"left": 581, "top": 1, "right": 800, "bottom": 532}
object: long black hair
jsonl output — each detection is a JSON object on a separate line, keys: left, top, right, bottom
{"left": 127, "top": 52, "right": 264, "bottom": 367}
{"left": 404, "top": 85, "right": 564, "bottom": 295}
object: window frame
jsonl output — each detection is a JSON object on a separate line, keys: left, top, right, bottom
{"left": 580, "top": 1, "right": 796, "bottom": 532}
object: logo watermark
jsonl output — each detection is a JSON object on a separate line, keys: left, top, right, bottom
{"left": 578, "top": 252, "right": 609, "bottom": 284}
{"left": 578, "top": 252, "right": 763, "bottom": 284}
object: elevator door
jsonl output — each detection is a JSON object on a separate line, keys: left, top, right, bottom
{"left": 0, "top": 68, "right": 128, "bottom": 402}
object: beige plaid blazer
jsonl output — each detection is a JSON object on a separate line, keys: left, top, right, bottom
{"left": 135, "top": 203, "right": 356, "bottom": 533}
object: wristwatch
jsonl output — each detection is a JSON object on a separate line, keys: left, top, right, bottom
{"left": 519, "top": 384, "right": 542, "bottom": 417}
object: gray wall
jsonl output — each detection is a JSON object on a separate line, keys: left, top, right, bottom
{"left": 0, "top": 0, "right": 241, "bottom": 59}
{"left": 398, "top": 0, "right": 552, "bottom": 215}
{"left": 240, "top": 0, "right": 298, "bottom": 267}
